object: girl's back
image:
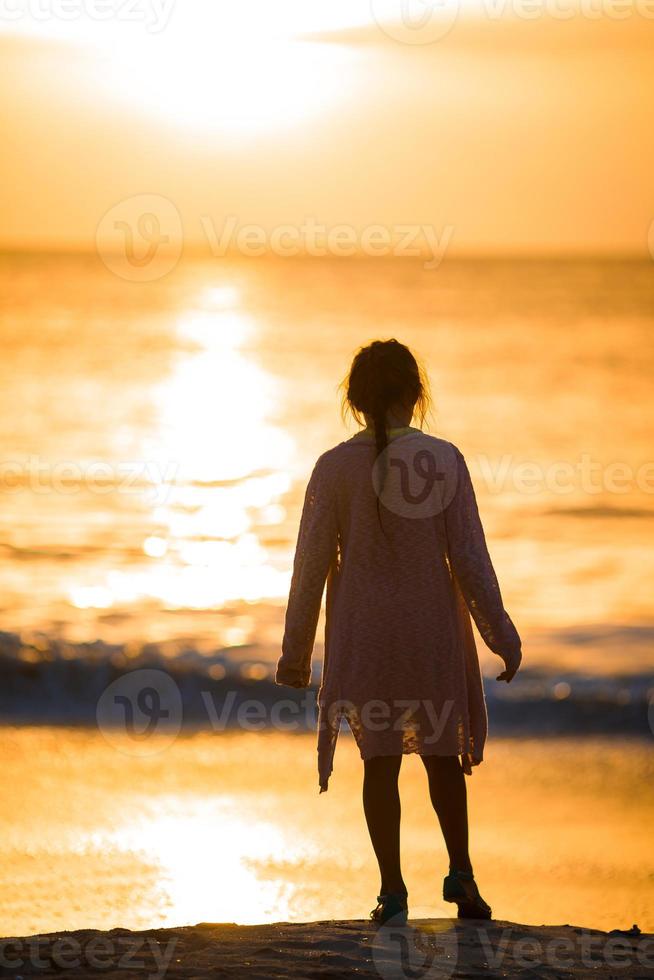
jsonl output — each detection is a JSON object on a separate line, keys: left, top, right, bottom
{"left": 275, "top": 338, "right": 521, "bottom": 923}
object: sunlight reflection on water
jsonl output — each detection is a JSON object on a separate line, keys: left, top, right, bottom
{"left": 1, "top": 256, "right": 652, "bottom": 641}
{"left": 105, "top": 797, "right": 298, "bottom": 926}
{"left": 1, "top": 728, "right": 652, "bottom": 936}
{"left": 71, "top": 292, "right": 296, "bottom": 612}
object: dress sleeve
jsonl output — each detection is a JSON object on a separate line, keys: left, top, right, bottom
{"left": 443, "top": 448, "right": 522, "bottom": 661}
{"left": 275, "top": 457, "right": 338, "bottom": 688}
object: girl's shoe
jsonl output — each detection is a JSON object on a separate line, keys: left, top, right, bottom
{"left": 370, "top": 892, "right": 409, "bottom": 925}
{"left": 443, "top": 869, "right": 492, "bottom": 920}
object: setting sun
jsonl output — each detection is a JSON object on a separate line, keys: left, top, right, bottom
{"left": 105, "top": 35, "right": 359, "bottom": 134}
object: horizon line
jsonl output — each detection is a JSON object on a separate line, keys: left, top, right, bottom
{"left": 0, "top": 244, "right": 651, "bottom": 263}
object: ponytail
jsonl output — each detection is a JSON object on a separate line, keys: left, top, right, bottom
{"left": 369, "top": 348, "right": 391, "bottom": 534}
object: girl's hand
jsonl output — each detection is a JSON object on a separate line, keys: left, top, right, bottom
{"left": 496, "top": 647, "right": 522, "bottom": 683}
{"left": 274, "top": 659, "right": 310, "bottom": 688}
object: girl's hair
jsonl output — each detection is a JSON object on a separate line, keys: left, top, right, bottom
{"left": 341, "top": 338, "right": 431, "bottom": 461}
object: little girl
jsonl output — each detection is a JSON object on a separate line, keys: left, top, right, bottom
{"left": 275, "top": 338, "right": 522, "bottom": 924}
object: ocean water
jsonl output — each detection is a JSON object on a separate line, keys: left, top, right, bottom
{"left": 0, "top": 253, "right": 652, "bottom": 712}
{"left": 1, "top": 253, "right": 653, "bottom": 630}
{"left": 0, "top": 253, "right": 652, "bottom": 937}
{"left": 0, "top": 728, "right": 652, "bottom": 937}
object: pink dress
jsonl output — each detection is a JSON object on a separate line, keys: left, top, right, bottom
{"left": 275, "top": 426, "right": 522, "bottom": 792}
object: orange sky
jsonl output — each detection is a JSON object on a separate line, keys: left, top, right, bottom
{"left": 1, "top": 3, "right": 653, "bottom": 253}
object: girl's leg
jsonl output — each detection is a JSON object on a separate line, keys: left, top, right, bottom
{"left": 362, "top": 755, "right": 407, "bottom": 897}
{"left": 420, "top": 754, "right": 473, "bottom": 874}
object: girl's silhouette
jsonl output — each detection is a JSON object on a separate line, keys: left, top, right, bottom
{"left": 276, "top": 339, "right": 522, "bottom": 924}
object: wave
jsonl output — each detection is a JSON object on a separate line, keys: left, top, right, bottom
{"left": 0, "top": 629, "right": 651, "bottom": 735}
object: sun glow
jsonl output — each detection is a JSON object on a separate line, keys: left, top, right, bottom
{"left": 107, "top": 35, "right": 357, "bottom": 134}
{"left": 1, "top": 2, "right": 366, "bottom": 135}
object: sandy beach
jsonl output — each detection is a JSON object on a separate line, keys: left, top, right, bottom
{"left": 2, "top": 918, "right": 651, "bottom": 980}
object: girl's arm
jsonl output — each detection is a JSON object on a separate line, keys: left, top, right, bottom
{"left": 444, "top": 448, "right": 522, "bottom": 679}
{"left": 276, "top": 456, "right": 338, "bottom": 688}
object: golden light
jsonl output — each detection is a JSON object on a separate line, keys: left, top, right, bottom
{"left": 0, "top": 2, "right": 368, "bottom": 136}
{"left": 143, "top": 535, "right": 168, "bottom": 558}
{"left": 202, "top": 285, "right": 241, "bottom": 310}
{"left": 106, "top": 796, "right": 304, "bottom": 925}
{"left": 150, "top": 308, "right": 294, "bottom": 483}
{"left": 107, "top": 36, "right": 358, "bottom": 135}
{"left": 69, "top": 585, "right": 114, "bottom": 610}
{"left": 67, "top": 295, "right": 296, "bottom": 611}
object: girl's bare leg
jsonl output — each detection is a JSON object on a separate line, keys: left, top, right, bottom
{"left": 362, "top": 755, "right": 407, "bottom": 897}
{"left": 420, "top": 754, "right": 473, "bottom": 874}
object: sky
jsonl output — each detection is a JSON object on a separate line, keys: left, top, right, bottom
{"left": 1, "top": 0, "right": 653, "bottom": 253}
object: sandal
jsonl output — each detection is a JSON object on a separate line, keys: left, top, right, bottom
{"left": 370, "top": 892, "right": 409, "bottom": 925}
{"left": 443, "top": 869, "right": 492, "bottom": 920}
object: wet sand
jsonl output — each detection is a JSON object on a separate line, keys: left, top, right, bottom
{"left": 1, "top": 729, "right": 652, "bottom": 938}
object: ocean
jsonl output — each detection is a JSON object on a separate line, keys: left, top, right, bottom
{"left": 0, "top": 252, "right": 652, "bottom": 934}
{"left": 0, "top": 253, "right": 652, "bottom": 713}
